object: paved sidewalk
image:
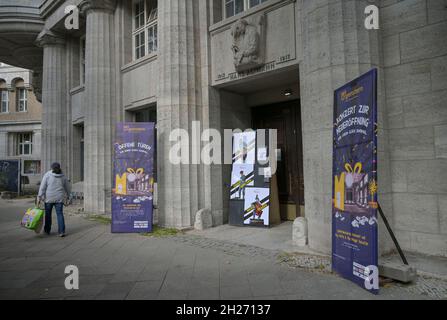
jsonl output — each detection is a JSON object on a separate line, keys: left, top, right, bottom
{"left": 0, "top": 198, "right": 445, "bottom": 300}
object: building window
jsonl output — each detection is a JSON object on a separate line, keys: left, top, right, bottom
{"left": 80, "top": 125, "right": 84, "bottom": 182}
{"left": 147, "top": 23, "right": 157, "bottom": 55}
{"left": 17, "top": 88, "right": 27, "bottom": 112}
{"left": 225, "top": 0, "right": 244, "bottom": 18}
{"left": 0, "top": 90, "right": 8, "bottom": 113}
{"left": 249, "top": 0, "right": 268, "bottom": 8}
{"left": 23, "top": 160, "right": 41, "bottom": 175}
{"left": 135, "top": 31, "right": 146, "bottom": 59}
{"left": 224, "top": 0, "right": 268, "bottom": 18}
{"left": 132, "top": 0, "right": 158, "bottom": 60}
{"left": 17, "top": 133, "right": 33, "bottom": 155}
{"left": 134, "top": 0, "right": 145, "bottom": 29}
{"left": 80, "top": 36, "right": 86, "bottom": 85}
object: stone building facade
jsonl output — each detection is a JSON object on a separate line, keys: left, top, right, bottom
{"left": 0, "top": 63, "right": 42, "bottom": 192}
{"left": 0, "top": 0, "right": 446, "bottom": 256}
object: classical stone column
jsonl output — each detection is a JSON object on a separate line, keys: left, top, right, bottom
{"left": 157, "top": 0, "right": 203, "bottom": 228}
{"left": 80, "top": 0, "right": 117, "bottom": 214}
{"left": 300, "top": 0, "right": 393, "bottom": 254}
{"left": 36, "top": 31, "right": 68, "bottom": 175}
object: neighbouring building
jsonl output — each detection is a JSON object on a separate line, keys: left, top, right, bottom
{"left": 0, "top": 62, "right": 42, "bottom": 192}
{"left": 0, "top": 0, "right": 445, "bottom": 257}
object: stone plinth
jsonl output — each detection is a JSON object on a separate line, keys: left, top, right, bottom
{"left": 293, "top": 217, "right": 308, "bottom": 247}
{"left": 194, "top": 208, "right": 213, "bottom": 231}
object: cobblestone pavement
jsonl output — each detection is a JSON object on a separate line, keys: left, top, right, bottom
{"left": 171, "top": 235, "right": 280, "bottom": 260}
{"left": 171, "top": 234, "right": 447, "bottom": 300}
{"left": 0, "top": 199, "right": 445, "bottom": 300}
{"left": 393, "top": 276, "right": 447, "bottom": 300}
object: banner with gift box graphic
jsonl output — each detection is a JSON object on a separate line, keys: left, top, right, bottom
{"left": 332, "top": 69, "right": 379, "bottom": 294}
{"left": 112, "top": 123, "right": 155, "bottom": 233}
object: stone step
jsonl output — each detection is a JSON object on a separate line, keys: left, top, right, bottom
{"left": 379, "top": 261, "right": 417, "bottom": 283}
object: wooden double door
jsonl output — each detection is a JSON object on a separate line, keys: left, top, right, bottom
{"left": 252, "top": 100, "right": 304, "bottom": 220}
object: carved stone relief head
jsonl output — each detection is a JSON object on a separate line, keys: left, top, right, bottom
{"left": 230, "top": 15, "right": 266, "bottom": 73}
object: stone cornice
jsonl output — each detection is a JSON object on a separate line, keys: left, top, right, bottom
{"left": 35, "top": 29, "right": 65, "bottom": 47}
{"left": 79, "top": 0, "right": 117, "bottom": 15}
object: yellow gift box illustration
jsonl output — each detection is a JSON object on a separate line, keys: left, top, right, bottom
{"left": 115, "top": 168, "right": 146, "bottom": 196}
{"left": 334, "top": 172, "right": 346, "bottom": 211}
{"left": 115, "top": 173, "right": 128, "bottom": 195}
{"left": 334, "top": 162, "right": 362, "bottom": 211}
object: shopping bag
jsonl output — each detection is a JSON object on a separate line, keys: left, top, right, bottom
{"left": 34, "top": 214, "right": 44, "bottom": 234}
{"left": 21, "top": 207, "right": 45, "bottom": 231}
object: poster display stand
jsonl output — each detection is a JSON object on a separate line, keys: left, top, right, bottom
{"left": 0, "top": 160, "right": 21, "bottom": 195}
{"left": 228, "top": 130, "right": 279, "bottom": 227}
{"left": 332, "top": 69, "right": 379, "bottom": 294}
{"left": 112, "top": 123, "right": 155, "bottom": 233}
{"left": 269, "top": 174, "right": 281, "bottom": 225}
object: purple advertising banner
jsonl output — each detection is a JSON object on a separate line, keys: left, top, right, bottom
{"left": 332, "top": 69, "right": 379, "bottom": 294}
{"left": 112, "top": 123, "right": 155, "bottom": 233}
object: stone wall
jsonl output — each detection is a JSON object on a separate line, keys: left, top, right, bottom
{"left": 210, "top": 0, "right": 299, "bottom": 89}
{"left": 0, "top": 66, "right": 41, "bottom": 123}
{"left": 0, "top": 89, "right": 42, "bottom": 123}
{"left": 122, "top": 59, "right": 158, "bottom": 110}
{"left": 381, "top": 0, "right": 447, "bottom": 256}
{"left": 0, "top": 65, "right": 42, "bottom": 192}
{"left": 299, "top": 0, "right": 395, "bottom": 255}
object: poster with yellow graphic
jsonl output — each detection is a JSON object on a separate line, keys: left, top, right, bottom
{"left": 112, "top": 123, "right": 155, "bottom": 233}
{"left": 332, "top": 69, "right": 379, "bottom": 294}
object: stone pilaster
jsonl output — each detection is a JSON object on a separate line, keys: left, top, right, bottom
{"left": 197, "top": 0, "right": 224, "bottom": 226}
{"left": 157, "top": 0, "right": 203, "bottom": 228}
{"left": 80, "top": 0, "right": 117, "bottom": 214}
{"left": 299, "top": 0, "right": 393, "bottom": 254}
{"left": 36, "top": 30, "right": 68, "bottom": 175}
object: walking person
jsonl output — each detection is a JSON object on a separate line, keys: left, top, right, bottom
{"left": 38, "top": 162, "right": 71, "bottom": 237}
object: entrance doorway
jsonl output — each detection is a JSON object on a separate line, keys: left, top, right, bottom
{"left": 252, "top": 100, "right": 304, "bottom": 220}
{"left": 72, "top": 124, "right": 84, "bottom": 183}
{"left": 130, "top": 105, "right": 157, "bottom": 181}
